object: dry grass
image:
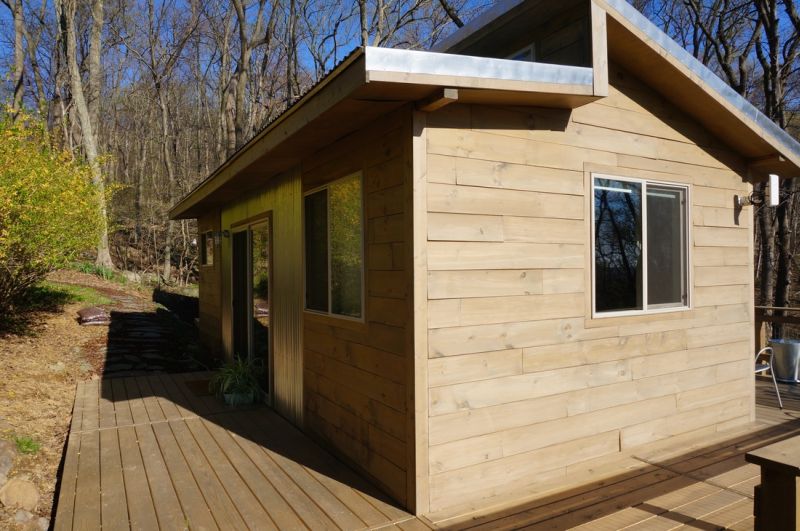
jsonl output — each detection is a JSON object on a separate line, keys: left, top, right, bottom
{"left": 0, "top": 270, "right": 150, "bottom": 528}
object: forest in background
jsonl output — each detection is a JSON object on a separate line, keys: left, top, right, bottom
{"left": 0, "top": 0, "right": 799, "bottom": 313}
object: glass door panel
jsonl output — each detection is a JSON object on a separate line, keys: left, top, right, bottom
{"left": 250, "top": 221, "right": 271, "bottom": 398}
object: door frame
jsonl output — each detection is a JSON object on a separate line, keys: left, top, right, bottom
{"left": 230, "top": 212, "right": 274, "bottom": 404}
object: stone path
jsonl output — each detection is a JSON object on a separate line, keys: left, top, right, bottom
{"left": 83, "top": 288, "right": 207, "bottom": 377}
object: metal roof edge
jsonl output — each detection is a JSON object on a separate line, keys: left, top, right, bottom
{"left": 365, "top": 46, "right": 593, "bottom": 86}
{"left": 601, "top": 0, "right": 800, "bottom": 171}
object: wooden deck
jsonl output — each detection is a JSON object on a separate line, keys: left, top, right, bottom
{"left": 54, "top": 374, "right": 800, "bottom": 530}
{"left": 53, "top": 372, "right": 427, "bottom": 531}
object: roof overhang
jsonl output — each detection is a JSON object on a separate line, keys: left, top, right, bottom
{"left": 437, "top": 0, "right": 800, "bottom": 181}
{"left": 170, "top": 47, "right": 599, "bottom": 219}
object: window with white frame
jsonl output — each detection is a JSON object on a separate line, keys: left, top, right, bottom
{"left": 304, "top": 173, "right": 364, "bottom": 319}
{"left": 592, "top": 175, "right": 689, "bottom": 316}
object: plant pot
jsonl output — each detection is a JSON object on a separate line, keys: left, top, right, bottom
{"left": 223, "top": 391, "right": 254, "bottom": 406}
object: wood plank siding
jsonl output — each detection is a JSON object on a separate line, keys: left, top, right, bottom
{"left": 422, "top": 64, "right": 755, "bottom": 514}
{"left": 198, "top": 209, "right": 223, "bottom": 356}
{"left": 301, "top": 107, "right": 414, "bottom": 507}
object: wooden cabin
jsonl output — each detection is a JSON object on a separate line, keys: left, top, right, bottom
{"left": 170, "top": 0, "right": 800, "bottom": 519}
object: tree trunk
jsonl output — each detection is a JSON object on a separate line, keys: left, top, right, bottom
{"left": 157, "top": 86, "right": 176, "bottom": 282}
{"left": 11, "top": 0, "right": 25, "bottom": 117}
{"left": 56, "top": 0, "right": 114, "bottom": 269}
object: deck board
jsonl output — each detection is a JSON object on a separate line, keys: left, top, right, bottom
{"left": 202, "top": 418, "right": 307, "bottom": 530}
{"left": 111, "top": 377, "right": 134, "bottom": 427}
{"left": 72, "top": 429, "right": 101, "bottom": 530}
{"left": 135, "top": 423, "right": 185, "bottom": 529}
{"left": 184, "top": 417, "right": 277, "bottom": 530}
{"left": 99, "top": 428, "right": 129, "bottom": 531}
{"left": 56, "top": 374, "right": 800, "bottom": 530}
{"left": 55, "top": 372, "right": 417, "bottom": 530}
{"left": 117, "top": 425, "right": 160, "bottom": 530}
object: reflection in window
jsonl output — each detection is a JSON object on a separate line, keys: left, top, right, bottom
{"left": 593, "top": 176, "right": 688, "bottom": 315}
{"left": 304, "top": 190, "right": 328, "bottom": 313}
{"left": 304, "top": 174, "right": 363, "bottom": 319}
{"left": 594, "top": 179, "right": 643, "bottom": 313}
{"left": 329, "top": 174, "right": 363, "bottom": 318}
{"left": 201, "top": 231, "right": 214, "bottom": 266}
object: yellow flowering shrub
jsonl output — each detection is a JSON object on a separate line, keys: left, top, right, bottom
{"left": 0, "top": 111, "right": 103, "bottom": 311}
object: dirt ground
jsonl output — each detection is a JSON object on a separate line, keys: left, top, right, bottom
{"left": 0, "top": 271, "right": 170, "bottom": 529}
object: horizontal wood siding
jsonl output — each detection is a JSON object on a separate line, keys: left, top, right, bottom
{"left": 302, "top": 107, "right": 412, "bottom": 506}
{"left": 197, "top": 210, "right": 222, "bottom": 357}
{"left": 424, "top": 64, "right": 754, "bottom": 513}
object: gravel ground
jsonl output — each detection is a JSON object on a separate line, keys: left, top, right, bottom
{"left": 0, "top": 270, "right": 201, "bottom": 529}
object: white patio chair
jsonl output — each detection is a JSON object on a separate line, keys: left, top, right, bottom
{"left": 756, "top": 346, "right": 783, "bottom": 409}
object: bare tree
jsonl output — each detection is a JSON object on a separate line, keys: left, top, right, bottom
{"left": 55, "top": 0, "right": 114, "bottom": 268}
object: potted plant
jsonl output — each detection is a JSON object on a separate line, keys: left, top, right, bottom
{"left": 208, "top": 357, "right": 260, "bottom": 406}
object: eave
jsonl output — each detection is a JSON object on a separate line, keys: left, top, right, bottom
{"left": 170, "top": 47, "right": 601, "bottom": 220}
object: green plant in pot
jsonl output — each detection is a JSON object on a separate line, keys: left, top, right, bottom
{"left": 209, "top": 357, "right": 261, "bottom": 406}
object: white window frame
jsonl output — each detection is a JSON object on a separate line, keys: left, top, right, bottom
{"left": 590, "top": 173, "right": 692, "bottom": 318}
{"left": 302, "top": 172, "right": 366, "bottom": 322}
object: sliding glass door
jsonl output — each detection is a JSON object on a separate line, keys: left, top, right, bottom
{"left": 231, "top": 217, "right": 273, "bottom": 401}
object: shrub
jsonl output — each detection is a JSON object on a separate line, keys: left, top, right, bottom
{"left": 0, "top": 111, "right": 103, "bottom": 312}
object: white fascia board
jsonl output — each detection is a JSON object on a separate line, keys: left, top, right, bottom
{"left": 364, "top": 47, "right": 594, "bottom": 89}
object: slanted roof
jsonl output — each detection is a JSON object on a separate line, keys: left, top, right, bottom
{"left": 171, "top": 0, "right": 800, "bottom": 220}
{"left": 170, "top": 46, "right": 599, "bottom": 219}
{"left": 437, "top": 0, "right": 800, "bottom": 179}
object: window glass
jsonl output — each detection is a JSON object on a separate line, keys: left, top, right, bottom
{"left": 508, "top": 44, "right": 535, "bottom": 62}
{"left": 304, "top": 173, "right": 364, "bottom": 319}
{"left": 304, "top": 190, "right": 328, "bottom": 312}
{"left": 201, "top": 231, "right": 214, "bottom": 266}
{"left": 594, "top": 178, "right": 643, "bottom": 313}
{"left": 647, "top": 185, "right": 687, "bottom": 307}
{"left": 593, "top": 176, "right": 688, "bottom": 315}
{"left": 329, "top": 174, "right": 363, "bottom": 318}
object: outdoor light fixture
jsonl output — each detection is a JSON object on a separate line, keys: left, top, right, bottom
{"left": 736, "top": 174, "right": 781, "bottom": 208}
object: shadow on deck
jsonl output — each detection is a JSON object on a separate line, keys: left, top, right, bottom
{"left": 54, "top": 375, "right": 800, "bottom": 531}
{"left": 53, "top": 372, "right": 423, "bottom": 531}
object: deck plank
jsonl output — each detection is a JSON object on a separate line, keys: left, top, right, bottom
{"left": 155, "top": 372, "right": 195, "bottom": 418}
{"left": 145, "top": 373, "right": 183, "bottom": 420}
{"left": 111, "top": 377, "right": 134, "bottom": 428}
{"left": 235, "top": 410, "right": 369, "bottom": 530}
{"left": 218, "top": 412, "right": 338, "bottom": 530}
{"left": 168, "top": 420, "right": 249, "bottom": 530}
{"left": 252, "top": 409, "right": 393, "bottom": 527}
{"left": 135, "top": 423, "right": 186, "bottom": 529}
{"left": 151, "top": 421, "right": 219, "bottom": 531}
{"left": 117, "top": 425, "right": 159, "bottom": 531}
{"left": 170, "top": 372, "right": 213, "bottom": 417}
{"left": 98, "top": 378, "right": 117, "bottom": 429}
{"left": 69, "top": 382, "right": 86, "bottom": 433}
{"left": 184, "top": 417, "right": 277, "bottom": 530}
{"left": 99, "top": 428, "right": 129, "bottom": 531}
{"left": 135, "top": 375, "right": 166, "bottom": 423}
{"left": 123, "top": 377, "right": 150, "bottom": 425}
{"left": 53, "top": 432, "right": 80, "bottom": 531}
{"left": 72, "top": 430, "right": 101, "bottom": 530}
{"left": 202, "top": 418, "right": 308, "bottom": 530}
{"left": 81, "top": 379, "right": 99, "bottom": 432}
